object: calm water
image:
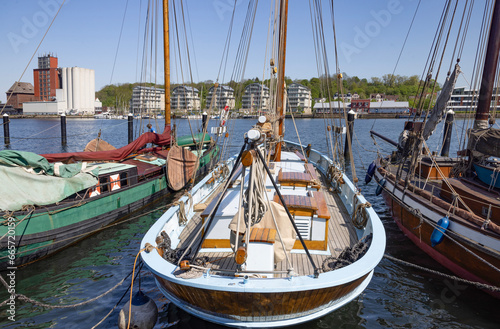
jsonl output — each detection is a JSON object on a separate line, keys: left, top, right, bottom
{"left": 0, "top": 117, "right": 498, "bottom": 328}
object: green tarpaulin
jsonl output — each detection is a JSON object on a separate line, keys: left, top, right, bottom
{"left": 0, "top": 150, "right": 99, "bottom": 212}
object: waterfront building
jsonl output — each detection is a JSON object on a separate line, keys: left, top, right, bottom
{"left": 5, "top": 82, "right": 36, "bottom": 110}
{"left": 448, "top": 86, "right": 500, "bottom": 112}
{"left": 287, "top": 83, "right": 312, "bottom": 114}
{"left": 33, "top": 53, "right": 60, "bottom": 101}
{"left": 171, "top": 86, "right": 200, "bottom": 112}
{"left": 314, "top": 100, "right": 409, "bottom": 114}
{"left": 59, "top": 67, "right": 96, "bottom": 114}
{"left": 367, "top": 100, "right": 409, "bottom": 114}
{"left": 350, "top": 99, "right": 370, "bottom": 113}
{"left": 23, "top": 54, "right": 98, "bottom": 115}
{"left": 205, "top": 85, "right": 235, "bottom": 110}
{"left": 130, "top": 86, "right": 165, "bottom": 115}
{"left": 242, "top": 83, "right": 269, "bottom": 113}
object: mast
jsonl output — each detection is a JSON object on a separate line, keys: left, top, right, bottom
{"left": 274, "top": 0, "right": 288, "bottom": 162}
{"left": 474, "top": 0, "right": 500, "bottom": 130}
{"left": 163, "top": 0, "right": 171, "bottom": 126}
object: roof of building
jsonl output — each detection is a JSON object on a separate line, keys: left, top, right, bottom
{"left": 314, "top": 100, "right": 409, "bottom": 109}
{"left": 7, "top": 82, "right": 34, "bottom": 94}
{"left": 173, "top": 85, "right": 199, "bottom": 92}
{"left": 209, "top": 85, "right": 234, "bottom": 92}
{"left": 245, "top": 83, "right": 270, "bottom": 91}
{"left": 368, "top": 100, "right": 409, "bottom": 108}
{"left": 133, "top": 85, "right": 165, "bottom": 92}
{"left": 288, "top": 82, "right": 310, "bottom": 90}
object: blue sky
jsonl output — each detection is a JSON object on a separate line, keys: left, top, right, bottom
{"left": 0, "top": 0, "right": 488, "bottom": 103}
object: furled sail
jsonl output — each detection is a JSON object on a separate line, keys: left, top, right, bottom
{"left": 41, "top": 125, "right": 171, "bottom": 163}
{"left": 422, "top": 64, "right": 461, "bottom": 140}
{"left": 468, "top": 128, "right": 500, "bottom": 158}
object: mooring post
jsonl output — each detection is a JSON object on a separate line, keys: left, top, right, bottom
{"left": 60, "top": 113, "right": 67, "bottom": 146}
{"left": 440, "top": 109, "right": 454, "bottom": 157}
{"left": 344, "top": 109, "right": 355, "bottom": 158}
{"left": 128, "top": 113, "right": 134, "bottom": 143}
{"left": 202, "top": 111, "right": 208, "bottom": 132}
{"left": 3, "top": 113, "right": 10, "bottom": 146}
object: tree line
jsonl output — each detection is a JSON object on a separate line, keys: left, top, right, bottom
{"left": 96, "top": 73, "right": 440, "bottom": 111}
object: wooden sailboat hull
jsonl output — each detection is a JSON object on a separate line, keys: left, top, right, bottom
{"left": 141, "top": 142, "right": 386, "bottom": 327}
{"left": 374, "top": 166, "right": 500, "bottom": 297}
{"left": 153, "top": 271, "right": 372, "bottom": 327}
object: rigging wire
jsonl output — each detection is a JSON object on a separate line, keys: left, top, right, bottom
{"left": 1, "top": 0, "right": 66, "bottom": 116}
{"left": 109, "top": 0, "right": 130, "bottom": 84}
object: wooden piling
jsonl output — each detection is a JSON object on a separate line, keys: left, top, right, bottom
{"left": 61, "top": 113, "right": 67, "bottom": 146}
{"left": 3, "top": 114, "right": 10, "bottom": 146}
{"left": 128, "top": 113, "right": 134, "bottom": 143}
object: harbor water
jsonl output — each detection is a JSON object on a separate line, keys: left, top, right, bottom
{"left": 0, "top": 117, "right": 498, "bottom": 328}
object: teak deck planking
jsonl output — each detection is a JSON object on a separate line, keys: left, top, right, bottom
{"left": 175, "top": 163, "right": 357, "bottom": 277}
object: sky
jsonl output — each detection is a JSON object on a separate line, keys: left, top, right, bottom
{"left": 0, "top": 0, "right": 490, "bottom": 103}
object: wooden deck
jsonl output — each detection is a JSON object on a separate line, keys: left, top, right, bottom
{"left": 175, "top": 164, "right": 358, "bottom": 277}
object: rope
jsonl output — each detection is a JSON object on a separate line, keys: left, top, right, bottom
{"left": 384, "top": 254, "right": 500, "bottom": 292}
{"left": 243, "top": 152, "right": 268, "bottom": 226}
{"left": 90, "top": 263, "right": 143, "bottom": 329}
{"left": 351, "top": 201, "right": 371, "bottom": 229}
{"left": 0, "top": 202, "right": 169, "bottom": 262}
{"left": 0, "top": 272, "right": 127, "bottom": 309}
{"left": 0, "top": 207, "right": 34, "bottom": 242}
{"left": 1, "top": 0, "right": 66, "bottom": 116}
{"left": 322, "top": 234, "right": 372, "bottom": 272}
{"left": 126, "top": 247, "right": 147, "bottom": 329}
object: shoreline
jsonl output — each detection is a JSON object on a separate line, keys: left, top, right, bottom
{"left": 5, "top": 112, "right": 474, "bottom": 120}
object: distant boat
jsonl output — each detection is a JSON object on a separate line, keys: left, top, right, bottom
{"left": 94, "top": 112, "right": 111, "bottom": 119}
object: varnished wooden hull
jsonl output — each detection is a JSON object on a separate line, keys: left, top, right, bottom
{"left": 153, "top": 272, "right": 372, "bottom": 327}
{"left": 375, "top": 168, "right": 500, "bottom": 297}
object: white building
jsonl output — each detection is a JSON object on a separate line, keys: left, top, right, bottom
{"left": 59, "top": 67, "right": 96, "bottom": 114}
{"left": 448, "top": 86, "right": 500, "bottom": 112}
{"left": 23, "top": 66, "right": 97, "bottom": 115}
{"left": 287, "top": 83, "right": 312, "bottom": 114}
{"left": 206, "top": 85, "right": 235, "bottom": 110}
{"left": 242, "top": 83, "right": 270, "bottom": 113}
{"left": 313, "top": 100, "right": 409, "bottom": 114}
{"left": 367, "top": 100, "right": 409, "bottom": 114}
{"left": 23, "top": 89, "right": 67, "bottom": 115}
{"left": 130, "top": 86, "right": 165, "bottom": 114}
{"left": 171, "top": 86, "right": 200, "bottom": 112}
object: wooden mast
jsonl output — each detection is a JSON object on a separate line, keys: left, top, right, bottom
{"left": 474, "top": 0, "right": 500, "bottom": 130}
{"left": 163, "top": 0, "right": 171, "bottom": 126}
{"left": 274, "top": 0, "right": 288, "bottom": 162}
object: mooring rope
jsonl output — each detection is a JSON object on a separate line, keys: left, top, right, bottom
{"left": 384, "top": 254, "right": 500, "bottom": 292}
{"left": 0, "top": 273, "right": 127, "bottom": 309}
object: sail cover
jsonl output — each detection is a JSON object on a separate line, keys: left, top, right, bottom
{"left": 422, "top": 64, "right": 461, "bottom": 140}
{"left": 41, "top": 125, "right": 172, "bottom": 163}
{"left": 468, "top": 128, "right": 500, "bottom": 158}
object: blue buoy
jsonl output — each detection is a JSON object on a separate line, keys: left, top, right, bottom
{"left": 118, "top": 290, "right": 158, "bottom": 329}
{"left": 365, "top": 162, "right": 377, "bottom": 184}
{"left": 375, "top": 178, "right": 386, "bottom": 196}
{"left": 430, "top": 216, "right": 450, "bottom": 247}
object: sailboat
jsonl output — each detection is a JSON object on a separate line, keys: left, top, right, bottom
{"left": 0, "top": 1, "right": 219, "bottom": 270}
{"left": 140, "top": 0, "right": 385, "bottom": 327}
{"left": 370, "top": 0, "right": 500, "bottom": 296}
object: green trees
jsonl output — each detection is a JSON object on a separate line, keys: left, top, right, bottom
{"left": 95, "top": 74, "right": 440, "bottom": 111}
